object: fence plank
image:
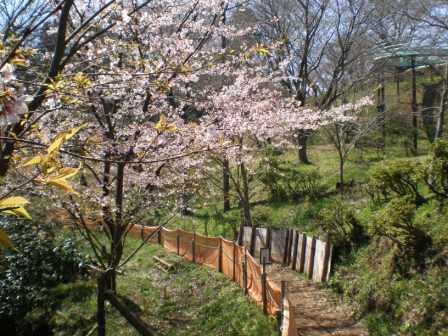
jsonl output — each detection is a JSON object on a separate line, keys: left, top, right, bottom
{"left": 291, "top": 232, "right": 299, "bottom": 270}
{"left": 298, "top": 234, "right": 306, "bottom": 273}
{"left": 279, "top": 281, "right": 287, "bottom": 334}
{"left": 321, "top": 236, "right": 332, "bottom": 282}
{"left": 307, "top": 237, "right": 317, "bottom": 279}
{"left": 282, "top": 230, "right": 290, "bottom": 265}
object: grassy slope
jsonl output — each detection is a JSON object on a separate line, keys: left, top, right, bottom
{"left": 169, "top": 141, "right": 430, "bottom": 238}
{"left": 52, "top": 71, "right": 442, "bottom": 336}
{"left": 50, "top": 234, "right": 277, "bottom": 336}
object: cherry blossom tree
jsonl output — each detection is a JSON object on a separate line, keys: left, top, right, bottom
{"left": 0, "top": 40, "right": 85, "bottom": 250}
{"left": 196, "top": 63, "right": 323, "bottom": 254}
{"left": 18, "top": 0, "right": 251, "bottom": 291}
{"left": 322, "top": 97, "right": 375, "bottom": 195}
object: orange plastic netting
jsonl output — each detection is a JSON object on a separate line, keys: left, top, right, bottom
{"left": 87, "top": 222, "right": 296, "bottom": 336}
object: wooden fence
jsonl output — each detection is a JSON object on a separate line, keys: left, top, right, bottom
{"left": 126, "top": 225, "right": 298, "bottom": 336}
{"left": 239, "top": 227, "right": 333, "bottom": 282}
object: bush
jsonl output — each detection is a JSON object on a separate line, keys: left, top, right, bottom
{"left": 333, "top": 241, "right": 448, "bottom": 336}
{"left": 282, "top": 166, "right": 324, "bottom": 200}
{"left": 317, "top": 199, "right": 365, "bottom": 255}
{"left": 251, "top": 206, "right": 272, "bottom": 227}
{"left": 368, "top": 197, "right": 432, "bottom": 273}
{"left": 422, "top": 139, "right": 448, "bottom": 204}
{"left": 0, "top": 218, "right": 87, "bottom": 334}
{"left": 258, "top": 148, "right": 324, "bottom": 201}
{"left": 366, "top": 160, "right": 426, "bottom": 206}
{"left": 257, "top": 146, "right": 288, "bottom": 201}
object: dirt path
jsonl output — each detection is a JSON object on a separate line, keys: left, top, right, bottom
{"left": 267, "top": 264, "right": 368, "bottom": 336}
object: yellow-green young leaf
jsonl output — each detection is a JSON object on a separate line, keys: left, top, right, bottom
{"left": 155, "top": 115, "right": 177, "bottom": 133}
{"left": 46, "top": 178, "right": 78, "bottom": 194}
{"left": 57, "top": 167, "right": 80, "bottom": 180}
{"left": 21, "top": 155, "right": 43, "bottom": 167}
{"left": 2, "top": 207, "right": 32, "bottom": 220}
{"left": 47, "top": 134, "right": 65, "bottom": 156}
{"left": 0, "top": 196, "right": 29, "bottom": 209}
{"left": 0, "top": 228, "right": 16, "bottom": 251}
{"left": 65, "top": 124, "right": 86, "bottom": 140}
{"left": 47, "top": 124, "right": 86, "bottom": 156}
{"left": 73, "top": 72, "right": 92, "bottom": 88}
{"left": 253, "top": 43, "right": 271, "bottom": 57}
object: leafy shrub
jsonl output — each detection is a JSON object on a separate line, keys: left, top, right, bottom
{"left": 257, "top": 146, "right": 288, "bottom": 201}
{"left": 251, "top": 206, "right": 272, "bottom": 227}
{"left": 334, "top": 241, "right": 448, "bottom": 336}
{"left": 317, "top": 199, "right": 365, "bottom": 254}
{"left": 421, "top": 139, "right": 448, "bottom": 204}
{"left": 368, "top": 197, "right": 432, "bottom": 273}
{"left": 366, "top": 160, "right": 426, "bottom": 206}
{"left": 258, "top": 148, "right": 324, "bottom": 201}
{"left": 282, "top": 166, "right": 324, "bottom": 200}
{"left": 0, "top": 218, "right": 87, "bottom": 334}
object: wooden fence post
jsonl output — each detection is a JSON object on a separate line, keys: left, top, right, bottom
{"left": 286, "top": 229, "right": 295, "bottom": 265}
{"left": 192, "top": 233, "right": 196, "bottom": 263}
{"left": 232, "top": 243, "right": 236, "bottom": 281}
{"left": 262, "top": 256, "right": 267, "bottom": 315}
{"left": 298, "top": 234, "right": 306, "bottom": 273}
{"left": 307, "top": 236, "right": 317, "bottom": 279}
{"left": 243, "top": 247, "right": 248, "bottom": 295}
{"left": 287, "top": 229, "right": 294, "bottom": 265}
{"left": 282, "top": 229, "right": 290, "bottom": 265}
{"left": 157, "top": 229, "right": 162, "bottom": 246}
{"left": 277, "top": 280, "right": 287, "bottom": 335}
{"left": 276, "top": 310, "right": 282, "bottom": 336}
{"left": 176, "top": 232, "right": 180, "bottom": 256}
{"left": 292, "top": 231, "right": 299, "bottom": 270}
{"left": 217, "top": 239, "right": 223, "bottom": 272}
{"left": 321, "top": 234, "right": 332, "bottom": 282}
{"left": 97, "top": 274, "right": 106, "bottom": 336}
{"left": 266, "top": 227, "right": 272, "bottom": 261}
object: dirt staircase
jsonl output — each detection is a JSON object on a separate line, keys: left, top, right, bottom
{"left": 267, "top": 264, "right": 368, "bottom": 336}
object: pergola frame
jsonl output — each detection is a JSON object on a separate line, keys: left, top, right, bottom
{"left": 371, "top": 44, "right": 448, "bottom": 153}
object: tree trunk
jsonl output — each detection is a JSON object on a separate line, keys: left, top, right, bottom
{"left": 0, "top": 0, "right": 75, "bottom": 177}
{"left": 106, "top": 162, "right": 126, "bottom": 293}
{"left": 377, "top": 72, "right": 386, "bottom": 150}
{"left": 297, "top": 130, "right": 310, "bottom": 164}
{"left": 411, "top": 57, "right": 418, "bottom": 155}
{"left": 338, "top": 156, "right": 345, "bottom": 196}
{"left": 240, "top": 162, "right": 255, "bottom": 255}
{"left": 435, "top": 65, "right": 448, "bottom": 141}
{"left": 223, "top": 157, "right": 230, "bottom": 212}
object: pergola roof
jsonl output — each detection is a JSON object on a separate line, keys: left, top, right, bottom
{"left": 372, "top": 44, "right": 448, "bottom": 71}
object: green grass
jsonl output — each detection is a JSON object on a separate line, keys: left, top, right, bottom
{"left": 50, "top": 233, "right": 277, "bottom": 336}
{"left": 168, "top": 142, "right": 430, "bottom": 241}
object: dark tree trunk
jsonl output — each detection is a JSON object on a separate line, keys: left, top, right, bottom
{"left": 240, "top": 163, "right": 255, "bottom": 255}
{"left": 223, "top": 157, "right": 230, "bottom": 212}
{"left": 0, "top": 0, "right": 75, "bottom": 176}
{"left": 411, "top": 57, "right": 418, "bottom": 155}
{"left": 297, "top": 130, "right": 310, "bottom": 164}
{"left": 377, "top": 72, "right": 386, "bottom": 150}
{"left": 338, "top": 158, "right": 345, "bottom": 196}
{"left": 436, "top": 65, "right": 448, "bottom": 141}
